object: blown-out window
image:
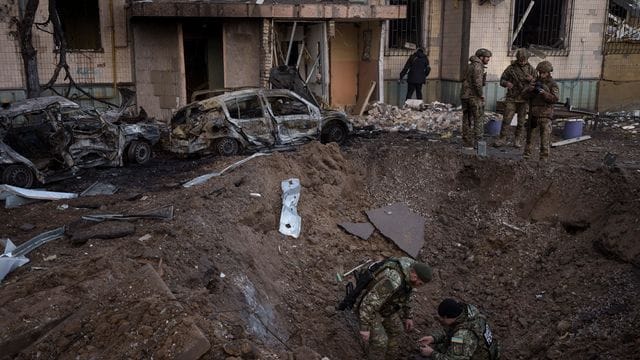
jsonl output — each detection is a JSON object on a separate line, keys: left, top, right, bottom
{"left": 56, "top": 0, "right": 102, "bottom": 51}
{"left": 511, "top": 0, "right": 571, "bottom": 54}
{"left": 605, "top": 0, "right": 640, "bottom": 54}
{"left": 387, "top": 0, "right": 422, "bottom": 50}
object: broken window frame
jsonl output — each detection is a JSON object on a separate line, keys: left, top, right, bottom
{"left": 604, "top": 0, "right": 640, "bottom": 54}
{"left": 509, "top": 0, "right": 575, "bottom": 57}
{"left": 55, "top": 0, "right": 103, "bottom": 52}
{"left": 385, "top": 0, "right": 423, "bottom": 56}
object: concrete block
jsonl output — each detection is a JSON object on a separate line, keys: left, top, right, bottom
{"left": 330, "top": 5, "right": 348, "bottom": 18}
{"left": 299, "top": 5, "right": 322, "bottom": 18}
{"left": 272, "top": 4, "right": 295, "bottom": 18}
{"left": 373, "top": 5, "right": 405, "bottom": 19}
{"left": 347, "top": 5, "right": 369, "bottom": 19}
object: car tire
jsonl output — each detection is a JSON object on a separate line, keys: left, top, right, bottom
{"left": 3, "top": 164, "right": 35, "bottom": 188}
{"left": 127, "top": 141, "right": 152, "bottom": 164}
{"left": 215, "top": 138, "right": 240, "bottom": 156}
{"left": 321, "top": 122, "right": 348, "bottom": 144}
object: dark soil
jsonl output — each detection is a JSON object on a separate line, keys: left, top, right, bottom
{"left": 1, "top": 126, "right": 639, "bottom": 360}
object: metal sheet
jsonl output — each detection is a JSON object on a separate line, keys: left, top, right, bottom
{"left": 182, "top": 152, "right": 270, "bottom": 188}
{"left": 339, "top": 222, "right": 375, "bottom": 240}
{"left": 0, "top": 185, "right": 78, "bottom": 201}
{"left": 80, "top": 182, "right": 119, "bottom": 197}
{"left": 279, "top": 178, "right": 301, "bottom": 238}
{"left": 366, "top": 203, "right": 425, "bottom": 258}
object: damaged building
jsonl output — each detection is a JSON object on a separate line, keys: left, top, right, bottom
{"left": 0, "top": 0, "right": 639, "bottom": 117}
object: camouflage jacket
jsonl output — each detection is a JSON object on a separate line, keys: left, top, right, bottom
{"left": 461, "top": 56, "right": 486, "bottom": 100}
{"left": 499, "top": 61, "right": 536, "bottom": 102}
{"left": 524, "top": 76, "right": 559, "bottom": 118}
{"left": 431, "top": 304, "right": 499, "bottom": 360}
{"left": 357, "top": 257, "right": 416, "bottom": 331}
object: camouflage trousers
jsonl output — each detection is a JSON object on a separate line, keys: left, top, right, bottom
{"left": 366, "top": 312, "right": 404, "bottom": 360}
{"left": 524, "top": 117, "right": 552, "bottom": 159}
{"left": 501, "top": 101, "right": 528, "bottom": 145}
{"left": 461, "top": 98, "right": 485, "bottom": 147}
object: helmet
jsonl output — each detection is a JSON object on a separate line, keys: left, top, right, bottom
{"left": 475, "top": 48, "right": 492, "bottom": 58}
{"left": 515, "top": 48, "right": 530, "bottom": 60}
{"left": 536, "top": 61, "right": 553, "bottom": 73}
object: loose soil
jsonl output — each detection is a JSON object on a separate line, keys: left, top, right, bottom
{"left": 1, "top": 126, "right": 639, "bottom": 360}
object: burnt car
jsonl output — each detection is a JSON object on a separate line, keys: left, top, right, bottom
{"left": 0, "top": 96, "right": 161, "bottom": 188}
{"left": 168, "top": 88, "right": 352, "bottom": 156}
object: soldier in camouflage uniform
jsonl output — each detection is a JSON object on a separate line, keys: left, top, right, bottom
{"left": 523, "top": 61, "right": 559, "bottom": 161}
{"left": 358, "top": 257, "right": 432, "bottom": 360}
{"left": 498, "top": 48, "right": 536, "bottom": 147}
{"left": 461, "top": 48, "right": 492, "bottom": 148}
{"left": 417, "top": 298, "right": 500, "bottom": 360}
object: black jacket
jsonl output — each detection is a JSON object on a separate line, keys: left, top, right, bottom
{"left": 400, "top": 51, "right": 431, "bottom": 84}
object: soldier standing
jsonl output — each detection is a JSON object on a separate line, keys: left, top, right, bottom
{"left": 498, "top": 48, "right": 536, "bottom": 147}
{"left": 461, "top": 48, "right": 492, "bottom": 148}
{"left": 358, "top": 257, "right": 432, "bottom": 360}
{"left": 523, "top": 61, "right": 559, "bottom": 161}
{"left": 417, "top": 298, "right": 500, "bottom": 360}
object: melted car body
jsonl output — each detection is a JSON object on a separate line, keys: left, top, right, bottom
{"left": 0, "top": 96, "right": 160, "bottom": 188}
{"left": 168, "top": 89, "right": 352, "bottom": 156}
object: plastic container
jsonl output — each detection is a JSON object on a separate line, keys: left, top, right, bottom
{"left": 563, "top": 119, "right": 584, "bottom": 139}
{"left": 485, "top": 119, "right": 502, "bottom": 136}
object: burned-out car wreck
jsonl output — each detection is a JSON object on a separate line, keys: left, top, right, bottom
{"left": 0, "top": 96, "right": 161, "bottom": 188}
{"left": 168, "top": 88, "right": 352, "bottom": 156}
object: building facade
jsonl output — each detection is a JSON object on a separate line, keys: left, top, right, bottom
{"left": 1, "top": 0, "right": 638, "bottom": 119}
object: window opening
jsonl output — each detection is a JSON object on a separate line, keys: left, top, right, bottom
{"left": 605, "top": 0, "right": 640, "bottom": 54}
{"left": 56, "top": 0, "right": 102, "bottom": 51}
{"left": 226, "top": 96, "right": 264, "bottom": 120}
{"left": 267, "top": 96, "right": 309, "bottom": 116}
{"left": 512, "top": 0, "right": 569, "bottom": 53}
{"left": 386, "top": 0, "right": 423, "bottom": 55}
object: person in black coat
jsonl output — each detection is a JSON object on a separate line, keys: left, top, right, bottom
{"left": 399, "top": 48, "right": 431, "bottom": 101}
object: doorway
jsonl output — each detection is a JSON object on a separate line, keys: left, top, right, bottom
{"left": 183, "top": 21, "right": 223, "bottom": 102}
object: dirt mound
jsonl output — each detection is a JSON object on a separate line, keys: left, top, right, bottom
{"left": 2, "top": 130, "right": 640, "bottom": 359}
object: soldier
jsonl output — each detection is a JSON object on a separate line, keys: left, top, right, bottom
{"left": 498, "top": 48, "right": 536, "bottom": 147}
{"left": 417, "top": 298, "right": 500, "bottom": 360}
{"left": 358, "top": 257, "right": 432, "bottom": 360}
{"left": 461, "top": 48, "right": 492, "bottom": 148}
{"left": 523, "top": 60, "right": 559, "bottom": 161}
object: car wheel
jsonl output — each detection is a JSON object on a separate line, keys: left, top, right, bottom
{"left": 216, "top": 138, "right": 240, "bottom": 156}
{"left": 127, "top": 141, "right": 152, "bottom": 164}
{"left": 321, "top": 122, "right": 348, "bottom": 144}
{"left": 3, "top": 165, "right": 35, "bottom": 188}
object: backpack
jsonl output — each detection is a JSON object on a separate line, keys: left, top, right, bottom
{"left": 336, "top": 258, "right": 405, "bottom": 311}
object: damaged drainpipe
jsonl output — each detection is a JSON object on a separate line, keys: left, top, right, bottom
{"left": 511, "top": 1, "right": 535, "bottom": 47}
{"left": 109, "top": 0, "right": 118, "bottom": 97}
{"left": 378, "top": 21, "right": 386, "bottom": 103}
{"left": 285, "top": 22, "right": 298, "bottom": 65}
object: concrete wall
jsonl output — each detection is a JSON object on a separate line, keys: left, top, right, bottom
{"left": 468, "top": 1, "right": 606, "bottom": 83}
{"left": 133, "top": 21, "right": 186, "bottom": 121}
{"left": 441, "top": 0, "right": 466, "bottom": 81}
{"left": 0, "top": 0, "right": 133, "bottom": 104}
{"left": 599, "top": 53, "right": 640, "bottom": 111}
{"left": 223, "top": 20, "right": 261, "bottom": 88}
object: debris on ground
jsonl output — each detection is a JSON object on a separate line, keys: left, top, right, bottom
{"left": 80, "top": 182, "right": 119, "bottom": 197}
{"left": 366, "top": 203, "right": 425, "bottom": 258}
{"left": 0, "top": 227, "right": 65, "bottom": 282}
{"left": 352, "top": 101, "right": 502, "bottom": 134}
{"left": 82, "top": 205, "right": 174, "bottom": 222}
{"left": 0, "top": 184, "right": 77, "bottom": 208}
{"left": 279, "top": 178, "right": 301, "bottom": 238}
{"left": 182, "top": 153, "right": 270, "bottom": 188}
{"left": 338, "top": 222, "right": 375, "bottom": 240}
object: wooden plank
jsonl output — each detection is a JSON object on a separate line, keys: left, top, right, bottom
{"left": 551, "top": 135, "right": 591, "bottom": 147}
{"left": 356, "top": 80, "right": 377, "bottom": 116}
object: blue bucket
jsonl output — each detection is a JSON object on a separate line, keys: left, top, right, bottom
{"left": 485, "top": 119, "right": 502, "bottom": 136}
{"left": 563, "top": 119, "right": 584, "bottom": 139}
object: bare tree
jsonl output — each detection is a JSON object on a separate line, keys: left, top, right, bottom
{"left": 15, "top": 0, "right": 40, "bottom": 98}
{"left": 13, "top": 0, "right": 114, "bottom": 104}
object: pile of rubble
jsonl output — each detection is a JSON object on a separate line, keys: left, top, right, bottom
{"left": 601, "top": 110, "right": 640, "bottom": 134}
{"left": 353, "top": 101, "right": 502, "bottom": 134}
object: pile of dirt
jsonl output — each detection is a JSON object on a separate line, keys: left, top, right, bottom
{"left": 1, "top": 127, "right": 639, "bottom": 359}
